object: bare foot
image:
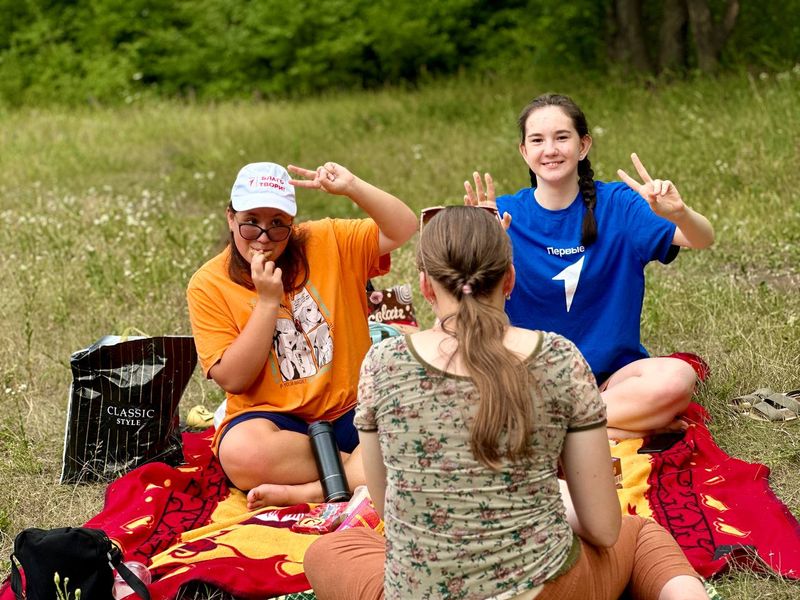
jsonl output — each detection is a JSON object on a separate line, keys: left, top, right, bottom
{"left": 663, "top": 418, "right": 689, "bottom": 432}
{"left": 607, "top": 418, "right": 689, "bottom": 441}
{"left": 246, "top": 481, "right": 325, "bottom": 510}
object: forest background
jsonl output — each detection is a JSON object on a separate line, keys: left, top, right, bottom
{"left": 1, "top": 1, "right": 800, "bottom": 599}
{"left": 1, "top": 0, "right": 799, "bottom": 105}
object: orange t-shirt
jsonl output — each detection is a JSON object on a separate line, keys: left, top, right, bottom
{"left": 186, "top": 218, "right": 389, "bottom": 451}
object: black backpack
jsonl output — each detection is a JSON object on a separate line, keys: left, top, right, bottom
{"left": 10, "top": 527, "right": 150, "bottom": 600}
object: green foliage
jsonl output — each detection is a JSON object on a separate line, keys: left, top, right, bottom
{"left": 521, "top": 0, "right": 609, "bottom": 70}
{"left": 722, "top": 0, "right": 800, "bottom": 69}
{"left": 2, "top": 0, "right": 546, "bottom": 104}
{"left": 1, "top": 0, "right": 798, "bottom": 106}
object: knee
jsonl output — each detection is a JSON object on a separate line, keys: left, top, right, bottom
{"left": 620, "top": 514, "right": 648, "bottom": 535}
{"left": 218, "top": 436, "right": 268, "bottom": 490}
{"left": 221, "top": 461, "right": 263, "bottom": 491}
{"left": 304, "top": 530, "right": 386, "bottom": 600}
{"left": 304, "top": 536, "right": 339, "bottom": 599}
{"left": 304, "top": 535, "right": 335, "bottom": 576}
{"left": 651, "top": 360, "right": 697, "bottom": 411}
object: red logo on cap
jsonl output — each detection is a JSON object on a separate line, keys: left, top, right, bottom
{"left": 248, "top": 175, "right": 286, "bottom": 192}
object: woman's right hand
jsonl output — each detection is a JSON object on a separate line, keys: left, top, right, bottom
{"left": 208, "top": 253, "right": 283, "bottom": 394}
{"left": 250, "top": 252, "right": 283, "bottom": 305}
{"left": 464, "top": 171, "right": 511, "bottom": 229}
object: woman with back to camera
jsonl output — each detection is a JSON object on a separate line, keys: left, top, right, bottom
{"left": 187, "top": 161, "right": 416, "bottom": 508}
{"left": 303, "top": 206, "right": 707, "bottom": 599}
{"left": 465, "top": 93, "right": 715, "bottom": 439}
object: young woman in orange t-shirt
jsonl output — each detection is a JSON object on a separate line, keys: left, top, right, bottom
{"left": 187, "top": 161, "right": 416, "bottom": 508}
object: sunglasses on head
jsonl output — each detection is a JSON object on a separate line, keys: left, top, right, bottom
{"left": 419, "top": 204, "right": 500, "bottom": 231}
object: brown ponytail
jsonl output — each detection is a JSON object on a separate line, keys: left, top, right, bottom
{"left": 417, "top": 206, "right": 538, "bottom": 468}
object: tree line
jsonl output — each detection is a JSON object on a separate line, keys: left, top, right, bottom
{"left": 0, "top": 0, "right": 797, "bottom": 106}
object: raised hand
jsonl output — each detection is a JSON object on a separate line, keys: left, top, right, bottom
{"left": 463, "top": 171, "right": 512, "bottom": 229}
{"left": 288, "top": 162, "right": 356, "bottom": 197}
{"left": 617, "top": 153, "right": 686, "bottom": 221}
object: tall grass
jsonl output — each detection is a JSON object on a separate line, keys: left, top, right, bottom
{"left": 1, "top": 67, "right": 799, "bottom": 598}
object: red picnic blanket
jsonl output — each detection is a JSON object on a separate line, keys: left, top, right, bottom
{"left": 612, "top": 401, "right": 800, "bottom": 579}
{"left": 86, "top": 429, "right": 318, "bottom": 599}
{"left": 0, "top": 429, "right": 319, "bottom": 600}
{"left": 2, "top": 357, "right": 799, "bottom": 597}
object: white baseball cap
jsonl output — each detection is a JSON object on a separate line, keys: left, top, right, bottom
{"left": 230, "top": 162, "right": 297, "bottom": 216}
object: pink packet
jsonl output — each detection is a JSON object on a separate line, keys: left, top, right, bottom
{"left": 291, "top": 502, "right": 349, "bottom": 534}
{"left": 336, "top": 495, "right": 383, "bottom": 534}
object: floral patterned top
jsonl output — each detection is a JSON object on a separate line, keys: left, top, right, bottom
{"left": 355, "top": 332, "right": 606, "bottom": 600}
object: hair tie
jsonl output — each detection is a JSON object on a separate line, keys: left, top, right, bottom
{"left": 461, "top": 283, "right": 473, "bottom": 295}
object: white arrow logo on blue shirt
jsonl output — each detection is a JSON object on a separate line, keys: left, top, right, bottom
{"left": 552, "top": 256, "right": 585, "bottom": 312}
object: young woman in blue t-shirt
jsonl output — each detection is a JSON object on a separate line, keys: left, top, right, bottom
{"left": 465, "top": 93, "right": 715, "bottom": 439}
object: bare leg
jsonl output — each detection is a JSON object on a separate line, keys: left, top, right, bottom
{"left": 247, "top": 445, "right": 366, "bottom": 509}
{"left": 658, "top": 575, "right": 708, "bottom": 600}
{"left": 607, "top": 419, "right": 688, "bottom": 442}
{"left": 218, "top": 419, "right": 320, "bottom": 489}
{"left": 247, "top": 480, "right": 324, "bottom": 509}
{"left": 601, "top": 357, "right": 696, "bottom": 435}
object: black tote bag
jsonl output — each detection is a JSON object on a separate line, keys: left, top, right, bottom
{"left": 60, "top": 335, "right": 197, "bottom": 484}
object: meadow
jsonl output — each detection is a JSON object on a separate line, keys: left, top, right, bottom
{"left": 1, "top": 68, "right": 799, "bottom": 598}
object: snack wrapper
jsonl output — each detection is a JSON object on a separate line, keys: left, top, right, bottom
{"left": 293, "top": 486, "right": 385, "bottom": 535}
{"left": 367, "top": 283, "right": 419, "bottom": 334}
{"left": 336, "top": 487, "right": 384, "bottom": 534}
{"left": 291, "top": 502, "right": 349, "bottom": 534}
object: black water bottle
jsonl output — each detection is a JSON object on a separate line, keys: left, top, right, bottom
{"left": 308, "top": 420, "right": 351, "bottom": 502}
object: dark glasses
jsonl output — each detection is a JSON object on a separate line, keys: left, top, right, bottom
{"left": 236, "top": 221, "right": 292, "bottom": 242}
{"left": 419, "top": 205, "right": 500, "bottom": 231}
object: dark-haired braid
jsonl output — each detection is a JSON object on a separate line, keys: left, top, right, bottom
{"left": 578, "top": 158, "right": 597, "bottom": 247}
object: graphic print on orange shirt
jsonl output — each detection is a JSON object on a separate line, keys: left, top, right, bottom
{"left": 271, "top": 286, "right": 333, "bottom": 384}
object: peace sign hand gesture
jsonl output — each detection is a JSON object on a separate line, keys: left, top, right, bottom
{"left": 463, "top": 171, "right": 512, "bottom": 230}
{"left": 617, "top": 154, "right": 687, "bottom": 221}
{"left": 288, "top": 162, "right": 356, "bottom": 197}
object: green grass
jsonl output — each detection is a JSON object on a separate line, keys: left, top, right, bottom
{"left": 1, "top": 67, "right": 800, "bottom": 598}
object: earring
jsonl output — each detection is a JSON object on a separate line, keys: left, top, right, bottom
{"left": 505, "top": 293, "right": 511, "bottom": 301}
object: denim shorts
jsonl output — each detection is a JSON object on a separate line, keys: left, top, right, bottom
{"left": 219, "top": 407, "right": 359, "bottom": 453}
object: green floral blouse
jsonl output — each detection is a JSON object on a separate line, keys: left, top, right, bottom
{"left": 355, "top": 332, "right": 606, "bottom": 600}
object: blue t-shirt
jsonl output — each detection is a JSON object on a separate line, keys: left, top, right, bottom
{"left": 497, "top": 181, "right": 677, "bottom": 383}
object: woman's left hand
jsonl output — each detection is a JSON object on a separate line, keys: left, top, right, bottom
{"left": 288, "top": 162, "right": 356, "bottom": 197}
{"left": 617, "top": 153, "right": 686, "bottom": 221}
{"left": 464, "top": 171, "right": 512, "bottom": 230}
